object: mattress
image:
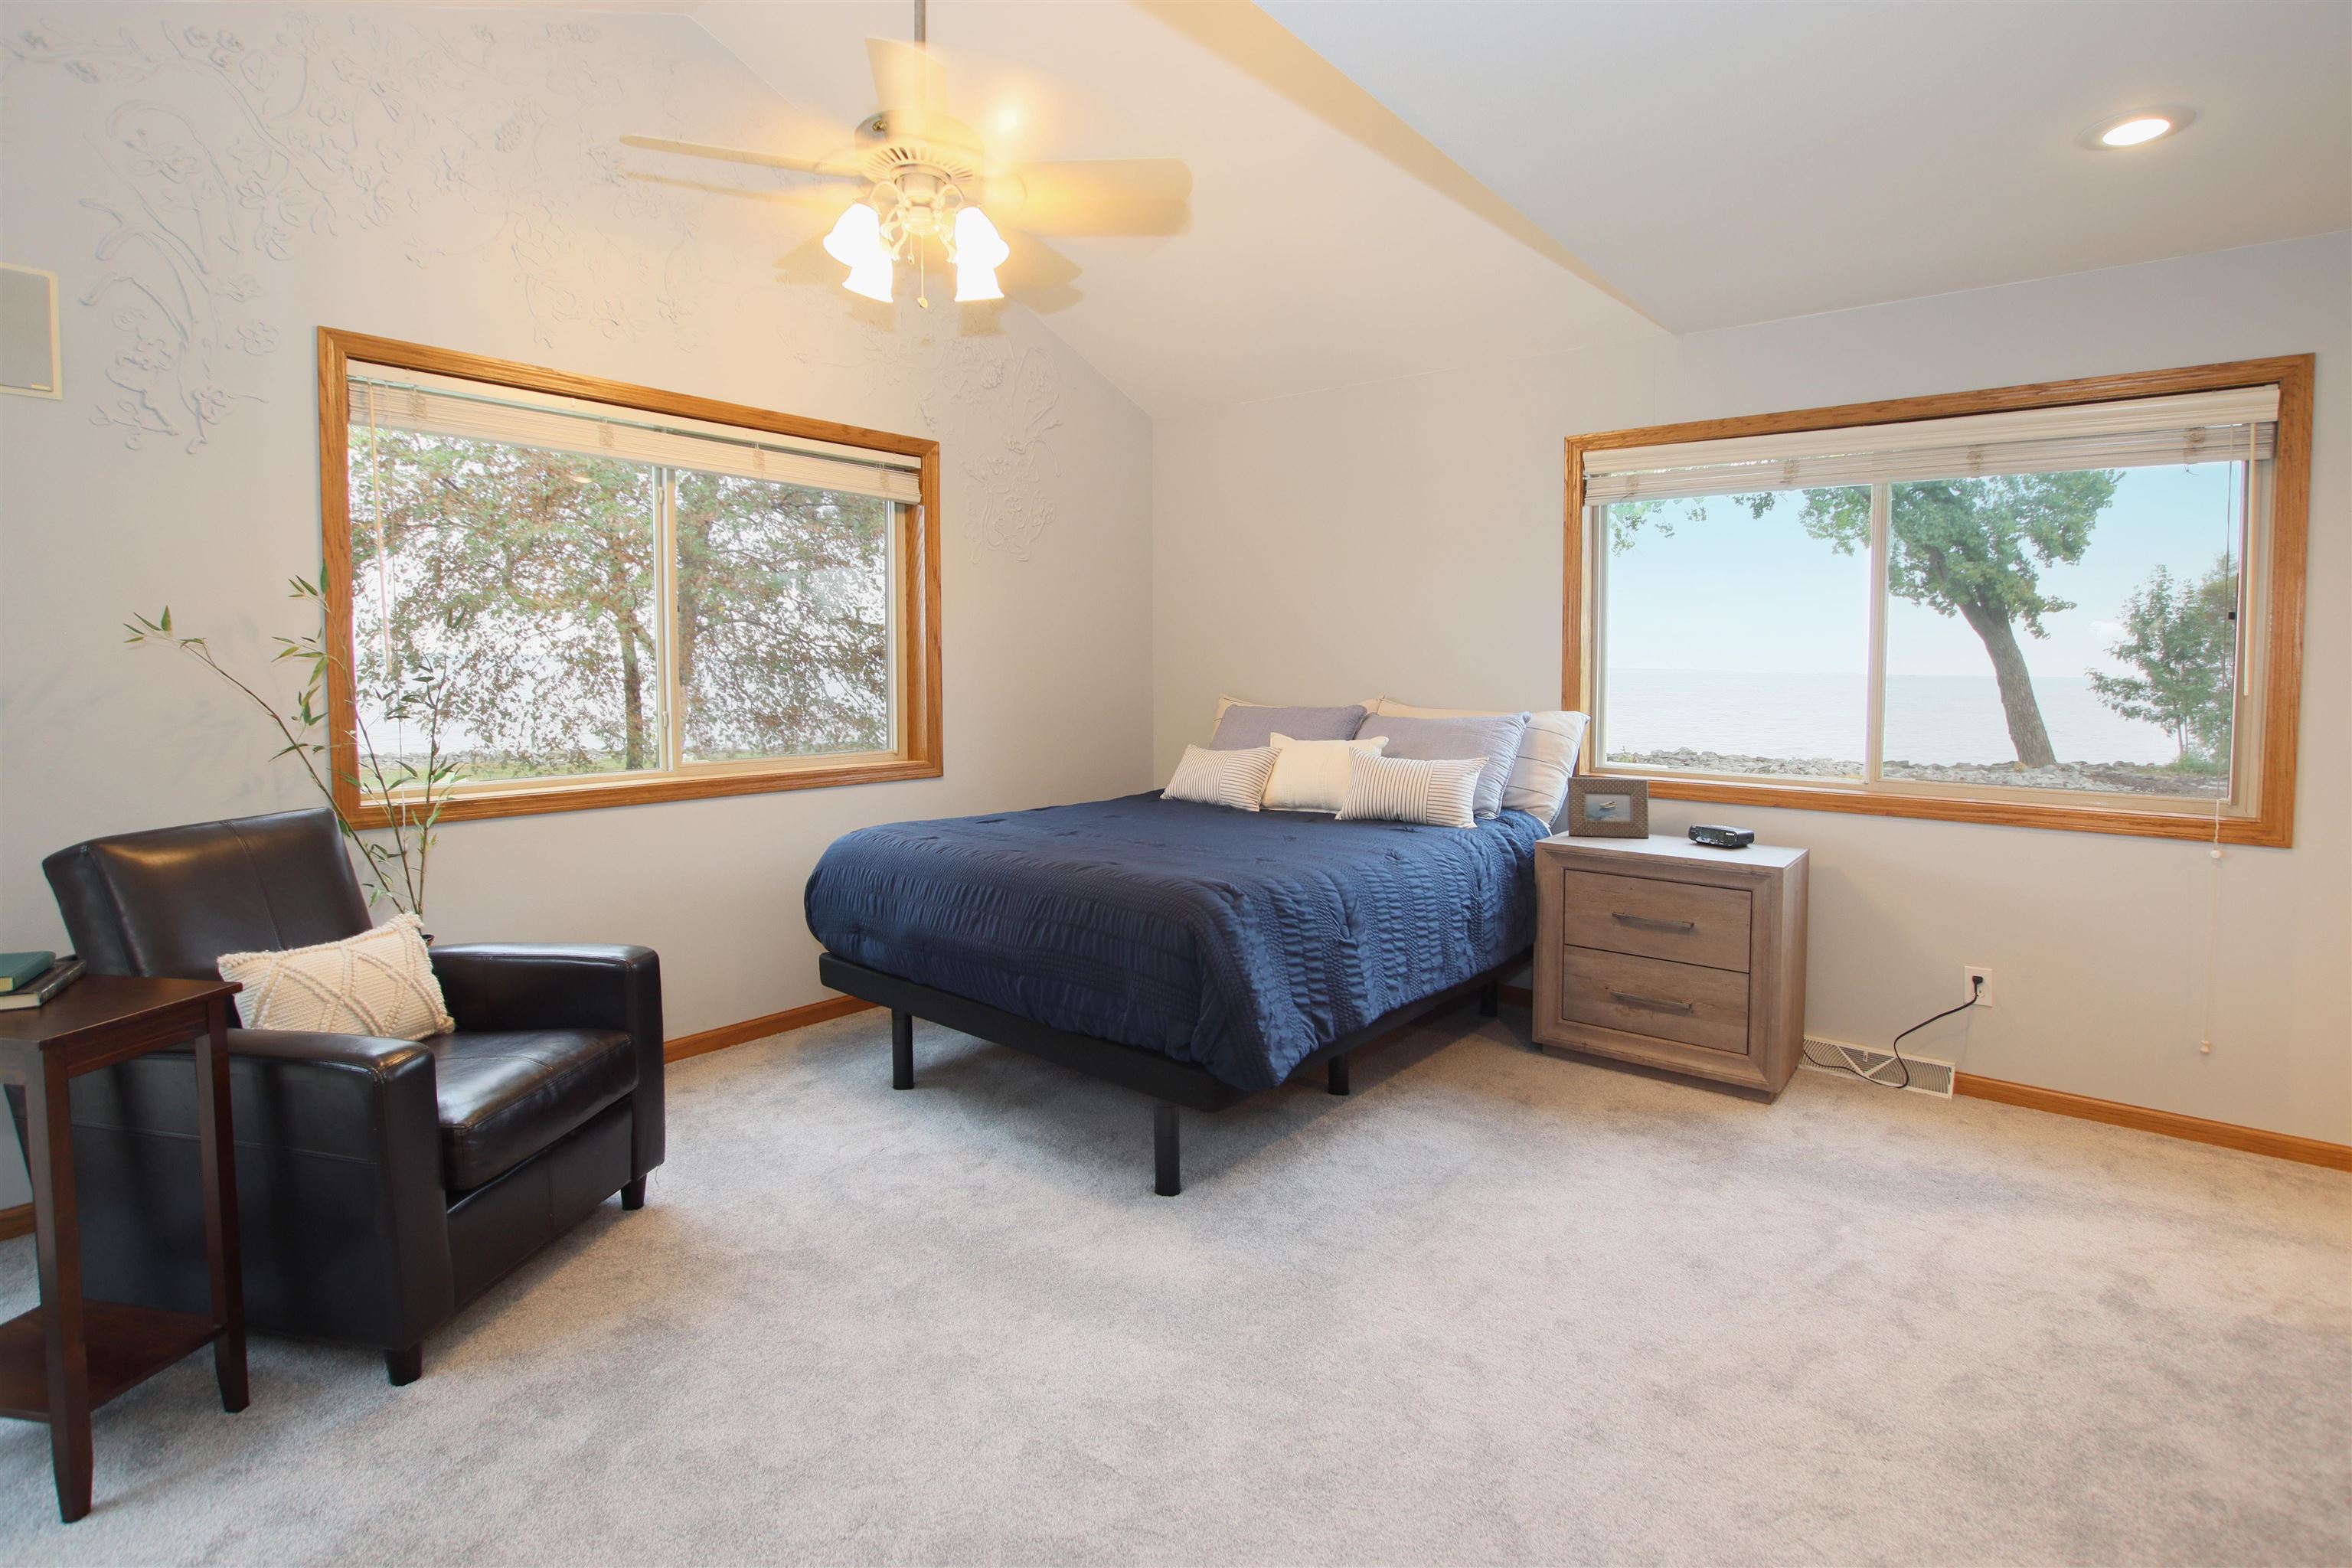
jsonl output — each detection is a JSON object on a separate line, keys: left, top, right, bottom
{"left": 804, "top": 792, "right": 1544, "bottom": 1091}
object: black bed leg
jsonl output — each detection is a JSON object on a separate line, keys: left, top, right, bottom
{"left": 1328, "top": 1052, "right": 1351, "bottom": 1096}
{"left": 891, "top": 1009, "right": 914, "bottom": 1090}
{"left": 1154, "top": 1101, "right": 1181, "bottom": 1197}
{"left": 1479, "top": 980, "right": 1501, "bottom": 1018}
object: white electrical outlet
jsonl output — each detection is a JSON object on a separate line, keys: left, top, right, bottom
{"left": 1964, "top": 965, "right": 1994, "bottom": 1008}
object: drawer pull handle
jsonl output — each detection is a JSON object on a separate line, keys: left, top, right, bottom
{"left": 1609, "top": 989, "right": 1696, "bottom": 1014}
{"left": 1612, "top": 912, "right": 1696, "bottom": 933}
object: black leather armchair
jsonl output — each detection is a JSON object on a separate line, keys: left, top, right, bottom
{"left": 10, "top": 807, "right": 664, "bottom": 1384}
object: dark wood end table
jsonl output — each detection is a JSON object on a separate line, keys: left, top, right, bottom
{"left": 0, "top": 975, "right": 249, "bottom": 1523}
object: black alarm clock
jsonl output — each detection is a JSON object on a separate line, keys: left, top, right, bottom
{"left": 1687, "top": 824, "right": 1756, "bottom": 850}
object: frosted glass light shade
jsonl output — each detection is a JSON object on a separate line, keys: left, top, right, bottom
{"left": 844, "top": 259, "right": 895, "bottom": 303}
{"left": 952, "top": 263, "right": 1003, "bottom": 303}
{"left": 952, "top": 207, "right": 1010, "bottom": 302}
{"left": 825, "top": 203, "right": 893, "bottom": 301}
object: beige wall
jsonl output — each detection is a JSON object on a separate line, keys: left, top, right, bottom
{"left": 1154, "top": 233, "right": 2351, "bottom": 1144}
{"left": 0, "top": 7, "right": 1156, "bottom": 1204}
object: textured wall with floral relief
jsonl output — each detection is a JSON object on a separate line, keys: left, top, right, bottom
{"left": 0, "top": 6, "right": 1155, "bottom": 1191}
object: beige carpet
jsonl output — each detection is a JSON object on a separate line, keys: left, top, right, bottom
{"left": 2, "top": 1003, "right": 2346, "bottom": 1566}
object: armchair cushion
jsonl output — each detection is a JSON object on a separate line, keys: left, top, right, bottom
{"left": 430, "top": 944, "right": 664, "bottom": 1180}
{"left": 426, "top": 1029, "right": 637, "bottom": 1192}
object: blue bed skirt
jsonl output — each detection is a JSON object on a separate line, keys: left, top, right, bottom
{"left": 804, "top": 793, "right": 1544, "bottom": 1092}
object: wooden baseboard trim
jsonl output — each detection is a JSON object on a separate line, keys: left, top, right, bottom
{"left": 0, "top": 1203, "right": 29, "bottom": 1242}
{"left": 652, "top": 990, "right": 2347, "bottom": 1172}
{"left": 1501, "top": 976, "right": 2338, "bottom": 1169}
{"left": 665, "top": 995, "right": 879, "bottom": 1063}
{"left": 1954, "top": 1073, "right": 2352, "bottom": 1171}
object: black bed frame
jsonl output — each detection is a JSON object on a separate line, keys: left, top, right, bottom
{"left": 817, "top": 951, "right": 1529, "bottom": 1196}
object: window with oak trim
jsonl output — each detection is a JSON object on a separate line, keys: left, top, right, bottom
{"left": 318, "top": 329, "right": 941, "bottom": 825}
{"left": 1564, "top": 358, "right": 2312, "bottom": 845}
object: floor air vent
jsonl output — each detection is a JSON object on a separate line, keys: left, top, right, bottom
{"left": 1800, "top": 1037, "right": 1955, "bottom": 1097}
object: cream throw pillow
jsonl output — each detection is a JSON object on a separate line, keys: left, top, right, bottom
{"left": 1262, "top": 732, "right": 1387, "bottom": 814}
{"left": 217, "top": 912, "right": 455, "bottom": 1040}
{"left": 1371, "top": 699, "right": 1591, "bottom": 825}
{"left": 1163, "top": 744, "right": 1279, "bottom": 811}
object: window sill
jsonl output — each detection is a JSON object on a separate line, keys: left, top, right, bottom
{"left": 1623, "top": 771, "right": 2288, "bottom": 848}
{"left": 350, "top": 755, "right": 942, "bottom": 828}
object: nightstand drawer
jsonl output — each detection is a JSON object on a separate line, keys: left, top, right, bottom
{"left": 1560, "top": 946, "right": 1751, "bottom": 1055}
{"left": 1557, "top": 869, "right": 1752, "bottom": 972}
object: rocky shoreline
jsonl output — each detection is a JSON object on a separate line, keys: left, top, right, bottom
{"left": 1609, "top": 749, "right": 2229, "bottom": 799}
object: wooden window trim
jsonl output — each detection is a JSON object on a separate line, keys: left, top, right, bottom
{"left": 318, "top": 327, "right": 943, "bottom": 828}
{"left": 1563, "top": 355, "right": 2313, "bottom": 848}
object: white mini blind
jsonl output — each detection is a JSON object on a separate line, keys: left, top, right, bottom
{"left": 1583, "top": 386, "right": 2279, "bottom": 505}
{"left": 348, "top": 365, "right": 923, "bottom": 504}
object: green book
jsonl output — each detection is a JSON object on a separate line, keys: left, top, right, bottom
{"left": 0, "top": 951, "right": 55, "bottom": 993}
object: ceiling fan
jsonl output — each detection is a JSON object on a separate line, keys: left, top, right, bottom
{"left": 623, "top": 1, "right": 1191, "bottom": 309}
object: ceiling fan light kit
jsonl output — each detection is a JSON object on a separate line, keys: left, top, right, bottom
{"left": 822, "top": 149, "right": 1007, "bottom": 307}
{"left": 622, "top": 1, "right": 1189, "bottom": 319}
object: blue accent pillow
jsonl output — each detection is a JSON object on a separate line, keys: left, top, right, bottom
{"left": 1210, "top": 704, "right": 1367, "bottom": 750}
{"left": 1366, "top": 712, "right": 1530, "bottom": 818}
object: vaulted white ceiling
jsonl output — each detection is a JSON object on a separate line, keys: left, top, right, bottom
{"left": 1263, "top": 0, "right": 2352, "bottom": 333}
{"left": 687, "top": 0, "right": 1664, "bottom": 417}
{"left": 449, "top": 1, "right": 2350, "bottom": 416}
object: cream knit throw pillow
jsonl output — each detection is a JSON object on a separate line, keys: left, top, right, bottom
{"left": 217, "top": 912, "right": 455, "bottom": 1040}
{"left": 1261, "top": 732, "right": 1389, "bottom": 814}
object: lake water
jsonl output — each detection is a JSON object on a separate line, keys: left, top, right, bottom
{"left": 1603, "top": 668, "right": 2184, "bottom": 766}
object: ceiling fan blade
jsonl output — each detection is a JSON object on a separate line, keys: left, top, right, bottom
{"left": 867, "top": 36, "right": 947, "bottom": 130}
{"left": 992, "top": 224, "right": 1083, "bottom": 314}
{"left": 984, "top": 158, "right": 1192, "bottom": 237}
{"left": 630, "top": 170, "right": 849, "bottom": 213}
{"left": 622, "top": 134, "right": 863, "bottom": 181}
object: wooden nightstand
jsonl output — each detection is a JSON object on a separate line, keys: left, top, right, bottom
{"left": 1533, "top": 834, "right": 1808, "bottom": 1094}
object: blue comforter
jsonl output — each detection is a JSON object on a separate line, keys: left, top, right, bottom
{"left": 805, "top": 793, "right": 1544, "bottom": 1091}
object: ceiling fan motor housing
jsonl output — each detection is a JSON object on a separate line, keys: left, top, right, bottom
{"left": 864, "top": 136, "right": 987, "bottom": 251}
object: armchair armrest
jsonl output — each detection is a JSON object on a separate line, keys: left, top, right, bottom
{"left": 9, "top": 1025, "right": 455, "bottom": 1351}
{"left": 217, "top": 1028, "right": 438, "bottom": 1155}
{"left": 430, "top": 944, "right": 664, "bottom": 1177}
{"left": 221, "top": 1028, "right": 454, "bottom": 1344}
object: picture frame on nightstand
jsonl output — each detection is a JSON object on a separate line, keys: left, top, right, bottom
{"left": 1565, "top": 776, "right": 1649, "bottom": 838}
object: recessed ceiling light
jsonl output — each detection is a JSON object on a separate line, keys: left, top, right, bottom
{"left": 2083, "top": 109, "right": 2194, "bottom": 150}
{"left": 2102, "top": 116, "right": 2172, "bottom": 145}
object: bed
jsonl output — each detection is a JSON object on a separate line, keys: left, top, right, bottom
{"left": 805, "top": 792, "right": 1545, "bottom": 1193}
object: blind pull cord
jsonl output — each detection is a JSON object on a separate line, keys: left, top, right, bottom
{"left": 2198, "top": 423, "right": 2252, "bottom": 1058}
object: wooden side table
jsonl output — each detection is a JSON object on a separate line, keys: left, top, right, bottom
{"left": 0, "top": 975, "right": 249, "bottom": 1523}
{"left": 1533, "top": 834, "right": 1809, "bottom": 1094}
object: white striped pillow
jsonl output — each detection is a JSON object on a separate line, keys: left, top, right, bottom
{"left": 1163, "top": 744, "right": 1279, "bottom": 811}
{"left": 1372, "top": 700, "right": 1592, "bottom": 825}
{"left": 1338, "top": 751, "right": 1485, "bottom": 828}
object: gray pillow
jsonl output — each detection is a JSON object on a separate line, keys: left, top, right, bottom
{"left": 1370, "top": 712, "right": 1530, "bottom": 818}
{"left": 1210, "top": 704, "right": 1367, "bottom": 750}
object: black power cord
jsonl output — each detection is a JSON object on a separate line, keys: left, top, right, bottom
{"left": 1805, "top": 975, "right": 1984, "bottom": 1090}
